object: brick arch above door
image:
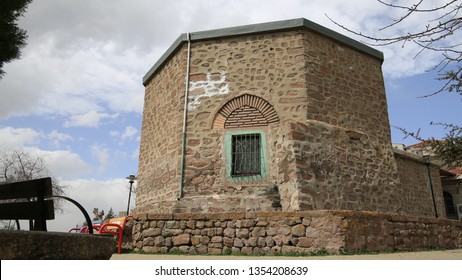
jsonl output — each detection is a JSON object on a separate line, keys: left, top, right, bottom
{"left": 212, "top": 94, "right": 280, "bottom": 129}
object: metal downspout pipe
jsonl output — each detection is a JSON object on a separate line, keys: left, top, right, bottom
{"left": 424, "top": 158, "right": 439, "bottom": 218}
{"left": 179, "top": 33, "right": 191, "bottom": 200}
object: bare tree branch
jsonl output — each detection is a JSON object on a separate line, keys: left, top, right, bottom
{"left": 0, "top": 148, "right": 67, "bottom": 214}
{"left": 327, "top": 1, "right": 462, "bottom": 98}
{"left": 329, "top": 1, "right": 462, "bottom": 167}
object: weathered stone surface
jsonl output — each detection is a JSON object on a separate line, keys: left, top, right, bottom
{"left": 291, "top": 224, "right": 306, "bottom": 237}
{"left": 172, "top": 234, "right": 190, "bottom": 246}
{"left": 224, "top": 228, "right": 236, "bottom": 238}
{"left": 233, "top": 238, "right": 244, "bottom": 248}
{"left": 131, "top": 210, "right": 462, "bottom": 255}
{"left": 154, "top": 236, "right": 165, "bottom": 246}
{"left": 251, "top": 227, "right": 266, "bottom": 237}
{"left": 223, "top": 237, "right": 234, "bottom": 247}
{"left": 236, "top": 219, "right": 255, "bottom": 228}
{"left": 141, "top": 227, "right": 162, "bottom": 238}
{"left": 179, "top": 246, "right": 190, "bottom": 253}
{"left": 142, "top": 237, "right": 155, "bottom": 246}
{"left": 208, "top": 248, "right": 222, "bottom": 254}
{"left": 209, "top": 242, "right": 223, "bottom": 249}
{"left": 190, "top": 236, "right": 200, "bottom": 245}
{"left": 298, "top": 237, "right": 314, "bottom": 248}
{"left": 0, "top": 230, "right": 115, "bottom": 260}
{"left": 236, "top": 228, "right": 249, "bottom": 239}
{"left": 211, "top": 236, "right": 223, "bottom": 243}
{"left": 241, "top": 247, "right": 253, "bottom": 255}
{"left": 267, "top": 224, "right": 291, "bottom": 236}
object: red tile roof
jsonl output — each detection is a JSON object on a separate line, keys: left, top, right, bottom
{"left": 448, "top": 167, "right": 462, "bottom": 175}
{"left": 406, "top": 140, "right": 445, "bottom": 149}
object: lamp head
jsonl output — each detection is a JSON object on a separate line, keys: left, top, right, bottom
{"left": 126, "top": 174, "right": 137, "bottom": 183}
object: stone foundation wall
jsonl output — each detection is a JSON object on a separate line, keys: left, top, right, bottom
{"left": 127, "top": 211, "right": 462, "bottom": 255}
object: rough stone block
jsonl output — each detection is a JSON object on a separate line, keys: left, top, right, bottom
{"left": 233, "top": 238, "right": 244, "bottom": 248}
{"left": 251, "top": 227, "right": 266, "bottom": 237}
{"left": 236, "top": 219, "right": 256, "bottom": 228}
{"left": 236, "top": 228, "right": 249, "bottom": 239}
{"left": 298, "top": 237, "right": 314, "bottom": 248}
{"left": 141, "top": 227, "right": 162, "bottom": 238}
{"left": 208, "top": 248, "right": 222, "bottom": 254}
{"left": 147, "top": 213, "right": 173, "bottom": 220}
{"left": 224, "top": 228, "right": 236, "bottom": 238}
{"left": 291, "top": 224, "right": 306, "bottom": 237}
{"left": 172, "top": 234, "right": 190, "bottom": 246}
{"left": 223, "top": 237, "right": 234, "bottom": 247}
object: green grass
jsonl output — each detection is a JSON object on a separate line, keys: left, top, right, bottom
{"left": 339, "top": 246, "right": 448, "bottom": 256}
{"left": 124, "top": 246, "right": 451, "bottom": 257}
{"left": 125, "top": 247, "right": 332, "bottom": 257}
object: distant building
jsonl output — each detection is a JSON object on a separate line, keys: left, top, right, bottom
{"left": 394, "top": 141, "right": 462, "bottom": 220}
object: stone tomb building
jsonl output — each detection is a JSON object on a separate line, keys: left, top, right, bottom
{"left": 129, "top": 19, "right": 461, "bottom": 254}
{"left": 137, "top": 18, "right": 444, "bottom": 217}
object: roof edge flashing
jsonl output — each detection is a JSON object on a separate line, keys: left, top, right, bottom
{"left": 142, "top": 34, "right": 187, "bottom": 85}
{"left": 143, "top": 18, "right": 384, "bottom": 86}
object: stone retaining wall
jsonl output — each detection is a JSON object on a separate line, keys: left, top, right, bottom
{"left": 127, "top": 211, "right": 462, "bottom": 255}
{"left": 0, "top": 230, "right": 115, "bottom": 259}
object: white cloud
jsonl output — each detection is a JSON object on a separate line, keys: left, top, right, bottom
{"left": 0, "top": 127, "right": 40, "bottom": 147}
{"left": 0, "top": 0, "right": 454, "bottom": 120}
{"left": 24, "top": 147, "right": 92, "bottom": 179}
{"left": 64, "top": 111, "right": 119, "bottom": 128}
{"left": 110, "top": 125, "right": 139, "bottom": 145}
{"left": 0, "top": 127, "right": 90, "bottom": 179}
{"left": 91, "top": 144, "right": 110, "bottom": 173}
{"left": 47, "top": 130, "right": 73, "bottom": 147}
{"left": 132, "top": 146, "right": 140, "bottom": 160}
{"left": 121, "top": 126, "right": 138, "bottom": 140}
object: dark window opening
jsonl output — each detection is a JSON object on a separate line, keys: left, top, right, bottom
{"left": 231, "top": 133, "right": 261, "bottom": 176}
{"left": 444, "top": 191, "right": 456, "bottom": 215}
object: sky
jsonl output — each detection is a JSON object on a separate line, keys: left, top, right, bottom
{"left": 0, "top": 0, "right": 460, "bottom": 232}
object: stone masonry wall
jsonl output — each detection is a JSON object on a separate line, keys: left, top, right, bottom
{"left": 137, "top": 27, "right": 403, "bottom": 215}
{"left": 127, "top": 211, "right": 462, "bottom": 254}
{"left": 394, "top": 150, "right": 446, "bottom": 218}
{"left": 136, "top": 45, "right": 188, "bottom": 213}
{"left": 282, "top": 121, "right": 400, "bottom": 212}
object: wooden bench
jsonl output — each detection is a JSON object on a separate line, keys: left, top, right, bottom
{"left": 0, "top": 177, "right": 93, "bottom": 232}
{"left": 99, "top": 216, "right": 132, "bottom": 254}
{"left": 0, "top": 177, "right": 55, "bottom": 231}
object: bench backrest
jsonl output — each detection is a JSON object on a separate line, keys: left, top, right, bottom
{"left": 0, "top": 177, "right": 54, "bottom": 231}
{"left": 103, "top": 216, "right": 130, "bottom": 231}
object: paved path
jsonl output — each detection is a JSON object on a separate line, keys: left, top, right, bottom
{"left": 111, "top": 248, "right": 462, "bottom": 260}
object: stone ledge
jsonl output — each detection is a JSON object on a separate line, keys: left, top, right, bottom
{"left": 0, "top": 230, "right": 115, "bottom": 260}
{"left": 173, "top": 213, "right": 207, "bottom": 220}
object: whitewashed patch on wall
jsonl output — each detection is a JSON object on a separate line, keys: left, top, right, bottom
{"left": 188, "top": 73, "right": 229, "bottom": 110}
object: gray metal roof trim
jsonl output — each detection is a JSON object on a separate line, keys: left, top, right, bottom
{"left": 142, "top": 18, "right": 384, "bottom": 86}
{"left": 189, "top": 18, "right": 305, "bottom": 41}
{"left": 299, "top": 18, "right": 384, "bottom": 61}
{"left": 142, "top": 33, "right": 187, "bottom": 85}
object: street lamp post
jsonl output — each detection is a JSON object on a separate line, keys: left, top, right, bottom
{"left": 126, "top": 175, "right": 137, "bottom": 215}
